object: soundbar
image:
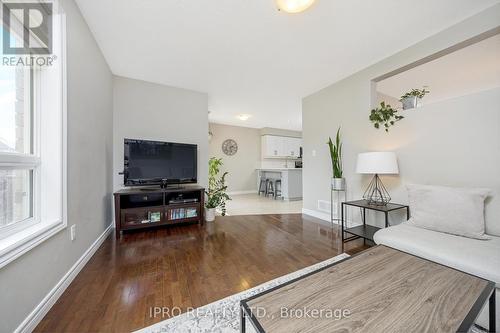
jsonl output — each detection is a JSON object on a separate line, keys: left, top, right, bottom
{"left": 169, "top": 198, "right": 198, "bottom": 204}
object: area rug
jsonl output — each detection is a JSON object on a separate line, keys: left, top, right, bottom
{"left": 134, "top": 253, "right": 350, "bottom": 333}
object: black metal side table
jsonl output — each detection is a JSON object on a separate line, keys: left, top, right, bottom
{"left": 341, "top": 200, "right": 410, "bottom": 249}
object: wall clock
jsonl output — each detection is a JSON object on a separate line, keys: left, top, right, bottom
{"left": 222, "top": 139, "right": 238, "bottom": 156}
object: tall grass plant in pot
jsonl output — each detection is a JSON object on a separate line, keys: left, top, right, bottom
{"left": 327, "top": 128, "right": 345, "bottom": 190}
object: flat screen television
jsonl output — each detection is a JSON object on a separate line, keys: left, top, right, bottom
{"left": 124, "top": 139, "right": 197, "bottom": 187}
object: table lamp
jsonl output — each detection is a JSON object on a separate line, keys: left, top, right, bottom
{"left": 356, "top": 152, "right": 399, "bottom": 206}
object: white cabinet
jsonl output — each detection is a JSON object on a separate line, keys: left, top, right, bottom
{"left": 262, "top": 135, "right": 283, "bottom": 157}
{"left": 285, "top": 137, "right": 302, "bottom": 158}
{"left": 262, "top": 135, "right": 302, "bottom": 158}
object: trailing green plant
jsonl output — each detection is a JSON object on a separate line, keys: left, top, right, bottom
{"left": 400, "top": 86, "right": 430, "bottom": 100}
{"left": 327, "top": 128, "right": 343, "bottom": 178}
{"left": 205, "top": 157, "right": 231, "bottom": 216}
{"left": 369, "top": 101, "right": 404, "bottom": 132}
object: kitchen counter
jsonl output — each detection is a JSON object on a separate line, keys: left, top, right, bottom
{"left": 256, "top": 168, "right": 302, "bottom": 200}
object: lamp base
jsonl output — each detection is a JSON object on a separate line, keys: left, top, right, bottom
{"left": 363, "top": 174, "right": 391, "bottom": 206}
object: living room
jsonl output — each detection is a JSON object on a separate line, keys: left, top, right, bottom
{"left": 0, "top": 1, "right": 499, "bottom": 333}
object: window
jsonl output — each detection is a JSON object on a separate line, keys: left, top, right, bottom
{"left": 0, "top": 0, "right": 66, "bottom": 267}
{"left": 0, "top": 63, "right": 37, "bottom": 233}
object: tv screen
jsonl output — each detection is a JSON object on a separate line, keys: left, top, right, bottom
{"left": 124, "top": 139, "right": 197, "bottom": 186}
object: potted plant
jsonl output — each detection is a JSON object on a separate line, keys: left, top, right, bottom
{"left": 400, "top": 86, "right": 430, "bottom": 110}
{"left": 327, "top": 128, "right": 345, "bottom": 190}
{"left": 369, "top": 101, "right": 404, "bottom": 132}
{"left": 205, "top": 157, "right": 231, "bottom": 222}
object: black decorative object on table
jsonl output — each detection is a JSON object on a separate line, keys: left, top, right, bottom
{"left": 341, "top": 200, "right": 409, "bottom": 250}
{"left": 362, "top": 174, "right": 391, "bottom": 206}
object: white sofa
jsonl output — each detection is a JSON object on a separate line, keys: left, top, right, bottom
{"left": 374, "top": 223, "right": 500, "bottom": 331}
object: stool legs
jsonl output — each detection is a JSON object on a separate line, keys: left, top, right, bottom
{"left": 266, "top": 180, "right": 274, "bottom": 197}
{"left": 258, "top": 178, "right": 267, "bottom": 195}
{"left": 274, "top": 179, "right": 282, "bottom": 200}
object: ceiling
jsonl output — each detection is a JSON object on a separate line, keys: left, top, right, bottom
{"left": 377, "top": 34, "right": 500, "bottom": 104}
{"left": 75, "top": 0, "right": 499, "bottom": 131}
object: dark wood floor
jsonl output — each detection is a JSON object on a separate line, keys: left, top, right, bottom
{"left": 35, "top": 214, "right": 367, "bottom": 333}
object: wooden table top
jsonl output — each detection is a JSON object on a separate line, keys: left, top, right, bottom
{"left": 244, "top": 245, "right": 493, "bottom": 333}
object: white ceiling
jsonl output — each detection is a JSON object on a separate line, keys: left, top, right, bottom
{"left": 377, "top": 34, "right": 500, "bottom": 104}
{"left": 75, "top": 0, "right": 499, "bottom": 130}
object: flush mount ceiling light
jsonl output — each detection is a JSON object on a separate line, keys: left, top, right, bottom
{"left": 276, "top": 0, "right": 315, "bottom": 13}
{"left": 237, "top": 114, "right": 252, "bottom": 121}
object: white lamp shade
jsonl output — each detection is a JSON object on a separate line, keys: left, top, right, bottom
{"left": 356, "top": 152, "right": 399, "bottom": 175}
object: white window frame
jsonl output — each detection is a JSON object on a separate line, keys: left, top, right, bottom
{"left": 0, "top": 0, "right": 67, "bottom": 268}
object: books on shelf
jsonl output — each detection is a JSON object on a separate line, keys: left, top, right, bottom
{"left": 148, "top": 211, "right": 161, "bottom": 223}
{"left": 186, "top": 208, "right": 197, "bottom": 218}
{"left": 169, "top": 208, "right": 198, "bottom": 220}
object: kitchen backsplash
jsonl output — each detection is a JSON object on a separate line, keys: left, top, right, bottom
{"left": 260, "top": 158, "right": 299, "bottom": 169}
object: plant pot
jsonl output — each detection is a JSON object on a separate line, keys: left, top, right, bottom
{"left": 331, "top": 177, "right": 346, "bottom": 191}
{"left": 401, "top": 96, "right": 419, "bottom": 110}
{"left": 205, "top": 207, "right": 216, "bottom": 222}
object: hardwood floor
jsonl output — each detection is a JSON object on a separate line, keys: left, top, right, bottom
{"left": 35, "top": 214, "right": 367, "bottom": 333}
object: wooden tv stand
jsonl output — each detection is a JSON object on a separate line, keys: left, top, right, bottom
{"left": 113, "top": 185, "right": 205, "bottom": 238}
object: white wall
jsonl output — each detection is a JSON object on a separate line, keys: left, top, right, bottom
{"left": 302, "top": 5, "right": 500, "bottom": 236}
{"left": 0, "top": 0, "right": 114, "bottom": 331}
{"left": 209, "top": 123, "right": 261, "bottom": 193}
{"left": 113, "top": 76, "right": 209, "bottom": 190}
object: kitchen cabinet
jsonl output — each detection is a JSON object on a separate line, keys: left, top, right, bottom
{"left": 285, "top": 137, "right": 302, "bottom": 158}
{"left": 262, "top": 135, "right": 283, "bottom": 157}
{"left": 261, "top": 135, "right": 302, "bottom": 158}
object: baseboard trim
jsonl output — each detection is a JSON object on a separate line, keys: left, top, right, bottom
{"left": 15, "top": 224, "right": 114, "bottom": 333}
{"left": 227, "top": 190, "right": 255, "bottom": 195}
{"left": 302, "top": 208, "right": 365, "bottom": 229}
{"left": 302, "top": 208, "right": 332, "bottom": 223}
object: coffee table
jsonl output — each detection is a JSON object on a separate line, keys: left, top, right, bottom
{"left": 240, "top": 245, "right": 496, "bottom": 333}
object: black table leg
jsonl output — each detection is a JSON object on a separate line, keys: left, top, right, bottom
{"left": 362, "top": 207, "right": 366, "bottom": 245}
{"left": 406, "top": 206, "right": 410, "bottom": 221}
{"left": 341, "top": 203, "right": 344, "bottom": 251}
{"left": 240, "top": 303, "right": 246, "bottom": 333}
{"left": 490, "top": 291, "right": 496, "bottom": 333}
{"left": 385, "top": 212, "right": 389, "bottom": 228}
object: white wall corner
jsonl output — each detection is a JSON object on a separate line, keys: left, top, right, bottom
{"left": 15, "top": 224, "right": 114, "bottom": 333}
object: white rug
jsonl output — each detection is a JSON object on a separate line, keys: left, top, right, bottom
{"left": 134, "top": 253, "right": 350, "bottom": 333}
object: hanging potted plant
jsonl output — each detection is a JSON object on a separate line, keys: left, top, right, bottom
{"left": 369, "top": 101, "right": 404, "bottom": 132}
{"left": 400, "top": 86, "right": 430, "bottom": 110}
{"left": 327, "top": 128, "right": 345, "bottom": 190}
{"left": 205, "top": 157, "right": 231, "bottom": 222}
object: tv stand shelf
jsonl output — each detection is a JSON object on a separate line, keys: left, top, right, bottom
{"left": 113, "top": 186, "right": 205, "bottom": 238}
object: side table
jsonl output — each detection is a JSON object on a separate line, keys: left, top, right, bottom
{"left": 341, "top": 200, "right": 410, "bottom": 249}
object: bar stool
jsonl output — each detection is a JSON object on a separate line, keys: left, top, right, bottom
{"left": 274, "top": 179, "right": 282, "bottom": 200}
{"left": 266, "top": 179, "right": 275, "bottom": 198}
{"left": 258, "top": 178, "right": 267, "bottom": 196}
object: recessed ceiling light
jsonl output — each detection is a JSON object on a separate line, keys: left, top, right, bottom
{"left": 276, "top": 0, "right": 315, "bottom": 14}
{"left": 237, "top": 114, "right": 252, "bottom": 121}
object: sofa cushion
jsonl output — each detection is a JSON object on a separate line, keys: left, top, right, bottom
{"left": 407, "top": 184, "right": 491, "bottom": 240}
{"left": 373, "top": 223, "right": 500, "bottom": 286}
